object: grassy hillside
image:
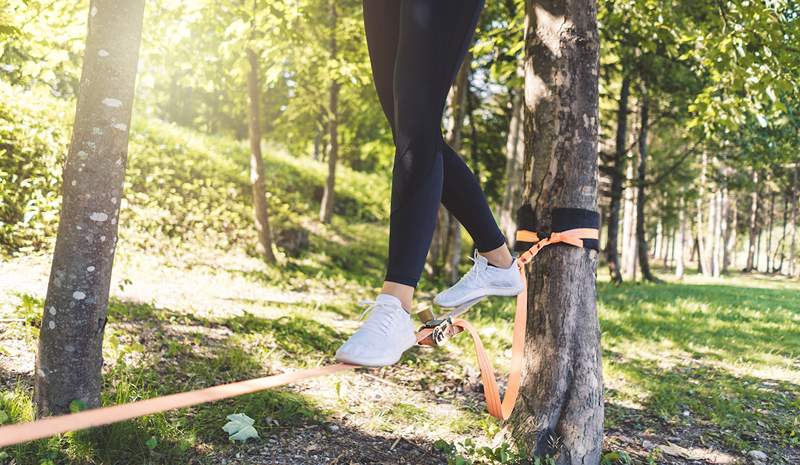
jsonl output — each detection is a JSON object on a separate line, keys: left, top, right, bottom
{"left": 1, "top": 82, "right": 391, "bottom": 259}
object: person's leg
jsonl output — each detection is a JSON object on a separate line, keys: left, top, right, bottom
{"left": 385, "top": 0, "right": 486, "bottom": 291}
{"left": 335, "top": 0, "right": 488, "bottom": 366}
{"left": 362, "top": 0, "right": 416, "bottom": 310}
{"left": 440, "top": 142, "right": 513, "bottom": 268}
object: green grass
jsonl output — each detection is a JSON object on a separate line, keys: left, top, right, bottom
{"left": 1, "top": 118, "right": 799, "bottom": 464}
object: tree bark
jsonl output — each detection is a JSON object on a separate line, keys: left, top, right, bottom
{"left": 635, "top": 91, "right": 657, "bottom": 282}
{"left": 34, "top": 0, "right": 145, "bottom": 417}
{"left": 508, "top": 2, "right": 603, "bottom": 463}
{"left": 247, "top": 48, "right": 277, "bottom": 263}
{"left": 604, "top": 76, "right": 629, "bottom": 284}
{"left": 320, "top": 0, "right": 339, "bottom": 224}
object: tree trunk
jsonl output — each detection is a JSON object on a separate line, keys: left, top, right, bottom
{"left": 790, "top": 166, "right": 799, "bottom": 277}
{"left": 776, "top": 194, "right": 789, "bottom": 273}
{"left": 653, "top": 220, "right": 662, "bottom": 260}
{"left": 745, "top": 173, "right": 759, "bottom": 272}
{"left": 320, "top": 0, "right": 339, "bottom": 224}
{"left": 34, "top": 0, "right": 145, "bottom": 417}
{"left": 696, "top": 151, "right": 711, "bottom": 275}
{"left": 711, "top": 186, "right": 725, "bottom": 277}
{"left": 428, "top": 54, "right": 471, "bottom": 281}
{"left": 663, "top": 228, "right": 673, "bottom": 269}
{"left": 724, "top": 193, "right": 737, "bottom": 273}
{"left": 247, "top": 48, "right": 277, "bottom": 263}
{"left": 621, "top": 157, "right": 637, "bottom": 280}
{"left": 508, "top": 2, "right": 603, "bottom": 463}
{"left": 766, "top": 191, "right": 775, "bottom": 273}
{"left": 676, "top": 196, "right": 686, "bottom": 278}
{"left": 604, "top": 76, "right": 629, "bottom": 284}
{"left": 500, "top": 86, "right": 526, "bottom": 244}
{"left": 635, "top": 92, "right": 657, "bottom": 282}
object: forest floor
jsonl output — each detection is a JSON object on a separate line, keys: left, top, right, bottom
{"left": 1, "top": 222, "right": 799, "bottom": 464}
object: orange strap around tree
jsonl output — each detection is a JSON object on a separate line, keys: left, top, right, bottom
{"left": 452, "top": 227, "right": 598, "bottom": 420}
{"left": 0, "top": 227, "right": 597, "bottom": 446}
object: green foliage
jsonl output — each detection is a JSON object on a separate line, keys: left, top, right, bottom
{"left": 0, "top": 82, "right": 70, "bottom": 254}
{"left": 0, "top": 81, "right": 390, "bottom": 256}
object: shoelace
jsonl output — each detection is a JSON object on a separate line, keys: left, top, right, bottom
{"left": 356, "top": 299, "right": 399, "bottom": 334}
{"left": 459, "top": 249, "right": 488, "bottom": 288}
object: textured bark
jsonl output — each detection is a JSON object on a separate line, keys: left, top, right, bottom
{"left": 634, "top": 93, "right": 657, "bottom": 282}
{"left": 604, "top": 76, "right": 629, "bottom": 284}
{"left": 247, "top": 48, "right": 276, "bottom": 263}
{"left": 34, "top": 0, "right": 145, "bottom": 417}
{"left": 320, "top": 0, "right": 339, "bottom": 224}
{"left": 508, "top": 2, "right": 603, "bottom": 464}
{"left": 500, "top": 86, "right": 526, "bottom": 243}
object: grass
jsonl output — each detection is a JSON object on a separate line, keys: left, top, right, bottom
{"left": 3, "top": 252, "right": 797, "bottom": 464}
{"left": 1, "top": 119, "right": 798, "bottom": 464}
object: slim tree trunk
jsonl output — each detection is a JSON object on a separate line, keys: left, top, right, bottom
{"left": 320, "top": 0, "right": 339, "bottom": 224}
{"left": 696, "top": 151, "right": 711, "bottom": 275}
{"left": 247, "top": 48, "right": 276, "bottom": 263}
{"left": 621, "top": 158, "right": 637, "bottom": 280}
{"left": 676, "top": 196, "right": 686, "bottom": 278}
{"left": 724, "top": 193, "right": 737, "bottom": 273}
{"left": 500, "top": 86, "right": 526, "bottom": 244}
{"left": 790, "top": 166, "right": 799, "bottom": 277}
{"left": 653, "top": 220, "right": 662, "bottom": 260}
{"left": 428, "top": 55, "right": 471, "bottom": 280}
{"left": 509, "top": 2, "right": 603, "bottom": 463}
{"left": 605, "top": 76, "right": 629, "bottom": 284}
{"left": 776, "top": 194, "right": 789, "bottom": 273}
{"left": 745, "top": 173, "right": 759, "bottom": 272}
{"left": 711, "top": 187, "right": 725, "bottom": 277}
{"left": 766, "top": 191, "right": 775, "bottom": 273}
{"left": 635, "top": 91, "right": 657, "bottom": 282}
{"left": 34, "top": 0, "right": 145, "bottom": 417}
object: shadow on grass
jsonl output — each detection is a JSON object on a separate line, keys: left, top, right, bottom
{"left": 1, "top": 295, "right": 456, "bottom": 464}
{"left": 605, "top": 355, "right": 800, "bottom": 458}
{"left": 598, "top": 281, "right": 800, "bottom": 363}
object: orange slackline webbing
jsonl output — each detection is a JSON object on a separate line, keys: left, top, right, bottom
{"left": 0, "top": 227, "right": 596, "bottom": 447}
{"left": 446, "top": 227, "right": 599, "bottom": 420}
{"left": 0, "top": 331, "right": 434, "bottom": 447}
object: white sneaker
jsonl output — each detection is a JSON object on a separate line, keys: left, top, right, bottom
{"left": 434, "top": 249, "right": 524, "bottom": 308}
{"left": 335, "top": 294, "right": 417, "bottom": 367}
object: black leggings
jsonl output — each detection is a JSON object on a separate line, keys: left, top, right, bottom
{"left": 363, "top": 0, "right": 505, "bottom": 287}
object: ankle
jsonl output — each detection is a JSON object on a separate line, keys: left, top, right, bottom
{"left": 481, "top": 253, "right": 513, "bottom": 269}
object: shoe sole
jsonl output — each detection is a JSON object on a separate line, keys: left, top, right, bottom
{"left": 435, "top": 285, "right": 524, "bottom": 310}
